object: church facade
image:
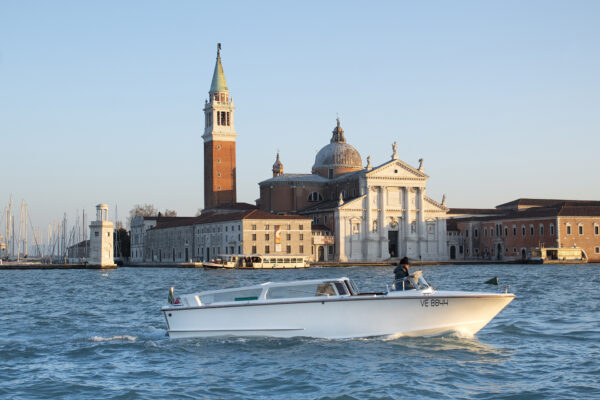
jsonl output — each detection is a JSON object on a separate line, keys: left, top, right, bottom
{"left": 258, "top": 120, "right": 449, "bottom": 262}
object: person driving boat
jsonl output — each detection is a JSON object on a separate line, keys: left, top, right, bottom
{"left": 393, "top": 257, "right": 414, "bottom": 290}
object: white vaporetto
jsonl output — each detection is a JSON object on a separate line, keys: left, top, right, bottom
{"left": 162, "top": 272, "right": 514, "bottom": 339}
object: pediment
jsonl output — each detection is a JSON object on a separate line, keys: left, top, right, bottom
{"left": 365, "top": 159, "right": 428, "bottom": 180}
{"left": 424, "top": 196, "right": 448, "bottom": 213}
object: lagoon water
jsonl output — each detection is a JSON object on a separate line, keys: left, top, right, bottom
{"left": 1, "top": 264, "right": 599, "bottom": 399}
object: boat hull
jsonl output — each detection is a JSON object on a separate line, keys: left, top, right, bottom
{"left": 163, "top": 293, "right": 514, "bottom": 339}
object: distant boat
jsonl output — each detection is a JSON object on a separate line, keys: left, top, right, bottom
{"left": 162, "top": 271, "right": 515, "bottom": 339}
{"left": 202, "top": 254, "right": 309, "bottom": 269}
{"left": 529, "top": 247, "right": 587, "bottom": 264}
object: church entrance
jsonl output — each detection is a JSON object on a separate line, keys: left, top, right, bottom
{"left": 497, "top": 244, "right": 502, "bottom": 260}
{"left": 388, "top": 231, "right": 398, "bottom": 258}
{"left": 450, "top": 245, "right": 456, "bottom": 260}
{"left": 318, "top": 246, "right": 325, "bottom": 261}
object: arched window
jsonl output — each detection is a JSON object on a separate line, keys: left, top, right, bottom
{"left": 307, "top": 192, "right": 324, "bottom": 202}
{"left": 595, "top": 224, "right": 599, "bottom": 235}
{"left": 566, "top": 223, "right": 572, "bottom": 235}
{"left": 578, "top": 223, "right": 584, "bottom": 235}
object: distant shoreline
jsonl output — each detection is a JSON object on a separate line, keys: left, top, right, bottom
{"left": 1, "top": 260, "right": 595, "bottom": 270}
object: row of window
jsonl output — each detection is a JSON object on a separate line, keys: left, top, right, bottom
{"left": 470, "top": 223, "right": 555, "bottom": 239}
{"left": 566, "top": 223, "right": 599, "bottom": 236}
{"left": 252, "top": 233, "right": 304, "bottom": 241}
{"left": 307, "top": 190, "right": 357, "bottom": 202}
{"left": 251, "top": 224, "right": 305, "bottom": 231}
{"left": 252, "top": 245, "right": 304, "bottom": 254}
{"left": 198, "top": 224, "right": 242, "bottom": 234}
{"left": 469, "top": 222, "right": 600, "bottom": 239}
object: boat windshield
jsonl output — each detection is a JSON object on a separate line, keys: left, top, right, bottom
{"left": 266, "top": 282, "right": 337, "bottom": 300}
{"left": 393, "top": 271, "right": 431, "bottom": 291}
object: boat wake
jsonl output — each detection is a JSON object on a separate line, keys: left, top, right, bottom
{"left": 89, "top": 335, "right": 138, "bottom": 342}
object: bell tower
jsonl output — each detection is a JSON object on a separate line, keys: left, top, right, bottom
{"left": 203, "top": 43, "right": 237, "bottom": 209}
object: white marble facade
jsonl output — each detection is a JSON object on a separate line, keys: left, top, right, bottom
{"left": 335, "top": 158, "right": 448, "bottom": 262}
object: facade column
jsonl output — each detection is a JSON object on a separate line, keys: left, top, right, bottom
{"left": 337, "top": 213, "right": 346, "bottom": 261}
{"left": 363, "top": 185, "right": 373, "bottom": 259}
{"left": 402, "top": 186, "right": 410, "bottom": 258}
{"left": 380, "top": 186, "right": 388, "bottom": 258}
{"left": 417, "top": 187, "right": 425, "bottom": 259}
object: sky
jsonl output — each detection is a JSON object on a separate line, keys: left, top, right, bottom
{"left": 1, "top": 0, "right": 599, "bottom": 241}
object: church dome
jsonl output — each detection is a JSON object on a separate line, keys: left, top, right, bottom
{"left": 312, "top": 119, "right": 362, "bottom": 178}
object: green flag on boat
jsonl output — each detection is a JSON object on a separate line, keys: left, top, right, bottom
{"left": 484, "top": 277, "right": 499, "bottom": 285}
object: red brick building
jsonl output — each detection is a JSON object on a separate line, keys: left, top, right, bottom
{"left": 447, "top": 199, "right": 600, "bottom": 262}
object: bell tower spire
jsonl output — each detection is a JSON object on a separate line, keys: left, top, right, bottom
{"left": 203, "top": 43, "right": 237, "bottom": 210}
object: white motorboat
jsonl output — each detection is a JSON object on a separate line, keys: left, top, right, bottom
{"left": 162, "top": 271, "right": 514, "bottom": 339}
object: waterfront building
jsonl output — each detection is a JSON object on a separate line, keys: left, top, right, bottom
{"left": 88, "top": 204, "right": 116, "bottom": 267}
{"left": 258, "top": 119, "right": 449, "bottom": 262}
{"left": 67, "top": 240, "right": 89, "bottom": 263}
{"left": 129, "top": 215, "right": 187, "bottom": 262}
{"left": 143, "top": 209, "right": 312, "bottom": 262}
{"left": 447, "top": 199, "right": 600, "bottom": 262}
{"left": 130, "top": 216, "right": 158, "bottom": 262}
{"left": 203, "top": 43, "right": 237, "bottom": 210}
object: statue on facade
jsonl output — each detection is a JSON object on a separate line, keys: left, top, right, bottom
{"left": 366, "top": 155, "right": 372, "bottom": 170}
{"left": 418, "top": 158, "right": 424, "bottom": 171}
{"left": 392, "top": 142, "right": 398, "bottom": 160}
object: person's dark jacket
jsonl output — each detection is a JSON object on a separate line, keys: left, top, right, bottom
{"left": 394, "top": 264, "right": 409, "bottom": 280}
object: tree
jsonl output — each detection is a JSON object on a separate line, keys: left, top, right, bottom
{"left": 114, "top": 228, "right": 130, "bottom": 260}
{"left": 163, "top": 209, "right": 177, "bottom": 217}
{"left": 128, "top": 204, "right": 158, "bottom": 227}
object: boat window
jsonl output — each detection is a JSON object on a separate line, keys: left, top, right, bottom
{"left": 284, "top": 258, "right": 290, "bottom": 263}
{"left": 347, "top": 279, "right": 359, "bottom": 295}
{"left": 334, "top": 282, "right": 348, "bottom": 295}
{"left": 200, "top": 288, "right": 263, "bottom": 304}
{"left": 266, "top": 282, "right": 336, "bottom": 299}
{"left": 266, "top": 284, "right": 320, "bottom": 299}
{"left": 315, "top": 283, "right": 336, "bottom": 296}
{"left": 277, "top": 258, "right": 284, "bottom": 263}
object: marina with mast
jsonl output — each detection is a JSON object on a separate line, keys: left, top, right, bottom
{"left": 0, "top": 196, "right": 97, "bottom": 267}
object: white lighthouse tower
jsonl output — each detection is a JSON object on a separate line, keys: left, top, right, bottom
{"left": 88, "top": 203, "right": 116, "bottom": 268}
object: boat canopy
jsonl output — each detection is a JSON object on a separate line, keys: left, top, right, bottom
{"left": 185, "top": 277, "right": 356, "bottom": 306}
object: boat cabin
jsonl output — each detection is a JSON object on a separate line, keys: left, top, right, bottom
{"left": 172, "top": 272, "right": 432, "bottom": 308}
{"left": 175, "top": 277, "right": 359, "bottom": 307}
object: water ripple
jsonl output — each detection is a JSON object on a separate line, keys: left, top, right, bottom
{"left": 1, "top": 265, "right": 600, "bottom": 399}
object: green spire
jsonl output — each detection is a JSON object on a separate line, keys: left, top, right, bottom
{"left": 210, "top": 43, "right": 228, "bottom": 93}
